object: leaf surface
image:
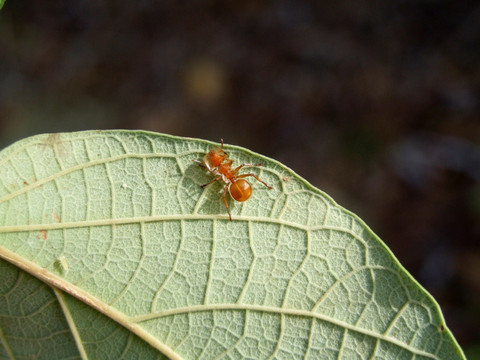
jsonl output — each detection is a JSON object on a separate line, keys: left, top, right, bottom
{"left": 0, "top": 131, "right": 465, "bottom": 359}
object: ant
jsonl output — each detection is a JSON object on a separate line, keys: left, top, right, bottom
{"left": 195, "top": 139, "right": 272, "bottom": 221}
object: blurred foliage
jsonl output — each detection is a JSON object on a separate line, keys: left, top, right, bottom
{"left": 0, "top": 0, "right": 479, "bottom": 351}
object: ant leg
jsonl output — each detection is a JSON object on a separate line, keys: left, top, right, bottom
{"left": 222, "top": 185, "right": 233, "bottom": 221}
{"left": 221, "top": 138, "right": 224, "bottom": 149}
{"left": 201, "top": 177, "right": 221, "bottom": 188}
{"left": 237, "top": 173, "right": 273, "bottom": 189}
{"left": 193, "top": 159, "right": 207, "bottom": 168}
{"left": 195, "top": 160, "right": 219, "bottom": 178}
{"left": 233, "top": 163, "right": 262, "bottom": 173}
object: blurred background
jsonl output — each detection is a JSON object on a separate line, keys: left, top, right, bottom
{"left": 0, "top": 0, "right": 479, "bottom": 355}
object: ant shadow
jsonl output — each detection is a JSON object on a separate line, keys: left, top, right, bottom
{"left": 181, "top": 159, "right": 233, "bottom": 218}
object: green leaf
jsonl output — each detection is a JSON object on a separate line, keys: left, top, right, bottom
{"left": 0, "top": 0, "right": 5, "bottom": 10}
{"left": 0, "top": 130, "right": 465, "bottom": 359}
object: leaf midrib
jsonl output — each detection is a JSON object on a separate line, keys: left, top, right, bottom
{"left": 0, "top": 246, "right": 182, "bottom": 360}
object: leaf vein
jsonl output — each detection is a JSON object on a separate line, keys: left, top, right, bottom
{"left": 133, "top": 303, "right": 440, "bottom": 359}
{"left": 53, "top": 288, "right": 88, "bottom": 360}
{"left": 0, "top": 326, "right": 15, "bottom": 360}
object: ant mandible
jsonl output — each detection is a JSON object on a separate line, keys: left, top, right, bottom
{"left": 195, "top": 139, "right": 272, "bottom": 221}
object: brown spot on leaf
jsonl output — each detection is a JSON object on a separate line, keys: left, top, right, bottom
{"left": 39, "top": 230, "right": 47, "bottom": 240}
{"left": 53, "top": 213, "right": 61, "bottom": 223}
{"left": 43, "top": 133, "right": 62, "bottom": 146}
{"left": 39, "top": 134, "right": 70, "bottom": 158}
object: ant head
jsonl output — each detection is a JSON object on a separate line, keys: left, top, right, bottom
{"left": 204, "top": 148, "right": 227, "bottom": 168}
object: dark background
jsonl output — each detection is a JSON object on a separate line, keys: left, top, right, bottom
{"left": 1, "top": 1, "right": 479, "bottom": 356}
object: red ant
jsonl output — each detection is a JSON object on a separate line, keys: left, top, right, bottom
{"left": 195, "top": 139, "right": 272, "bottom": 221}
